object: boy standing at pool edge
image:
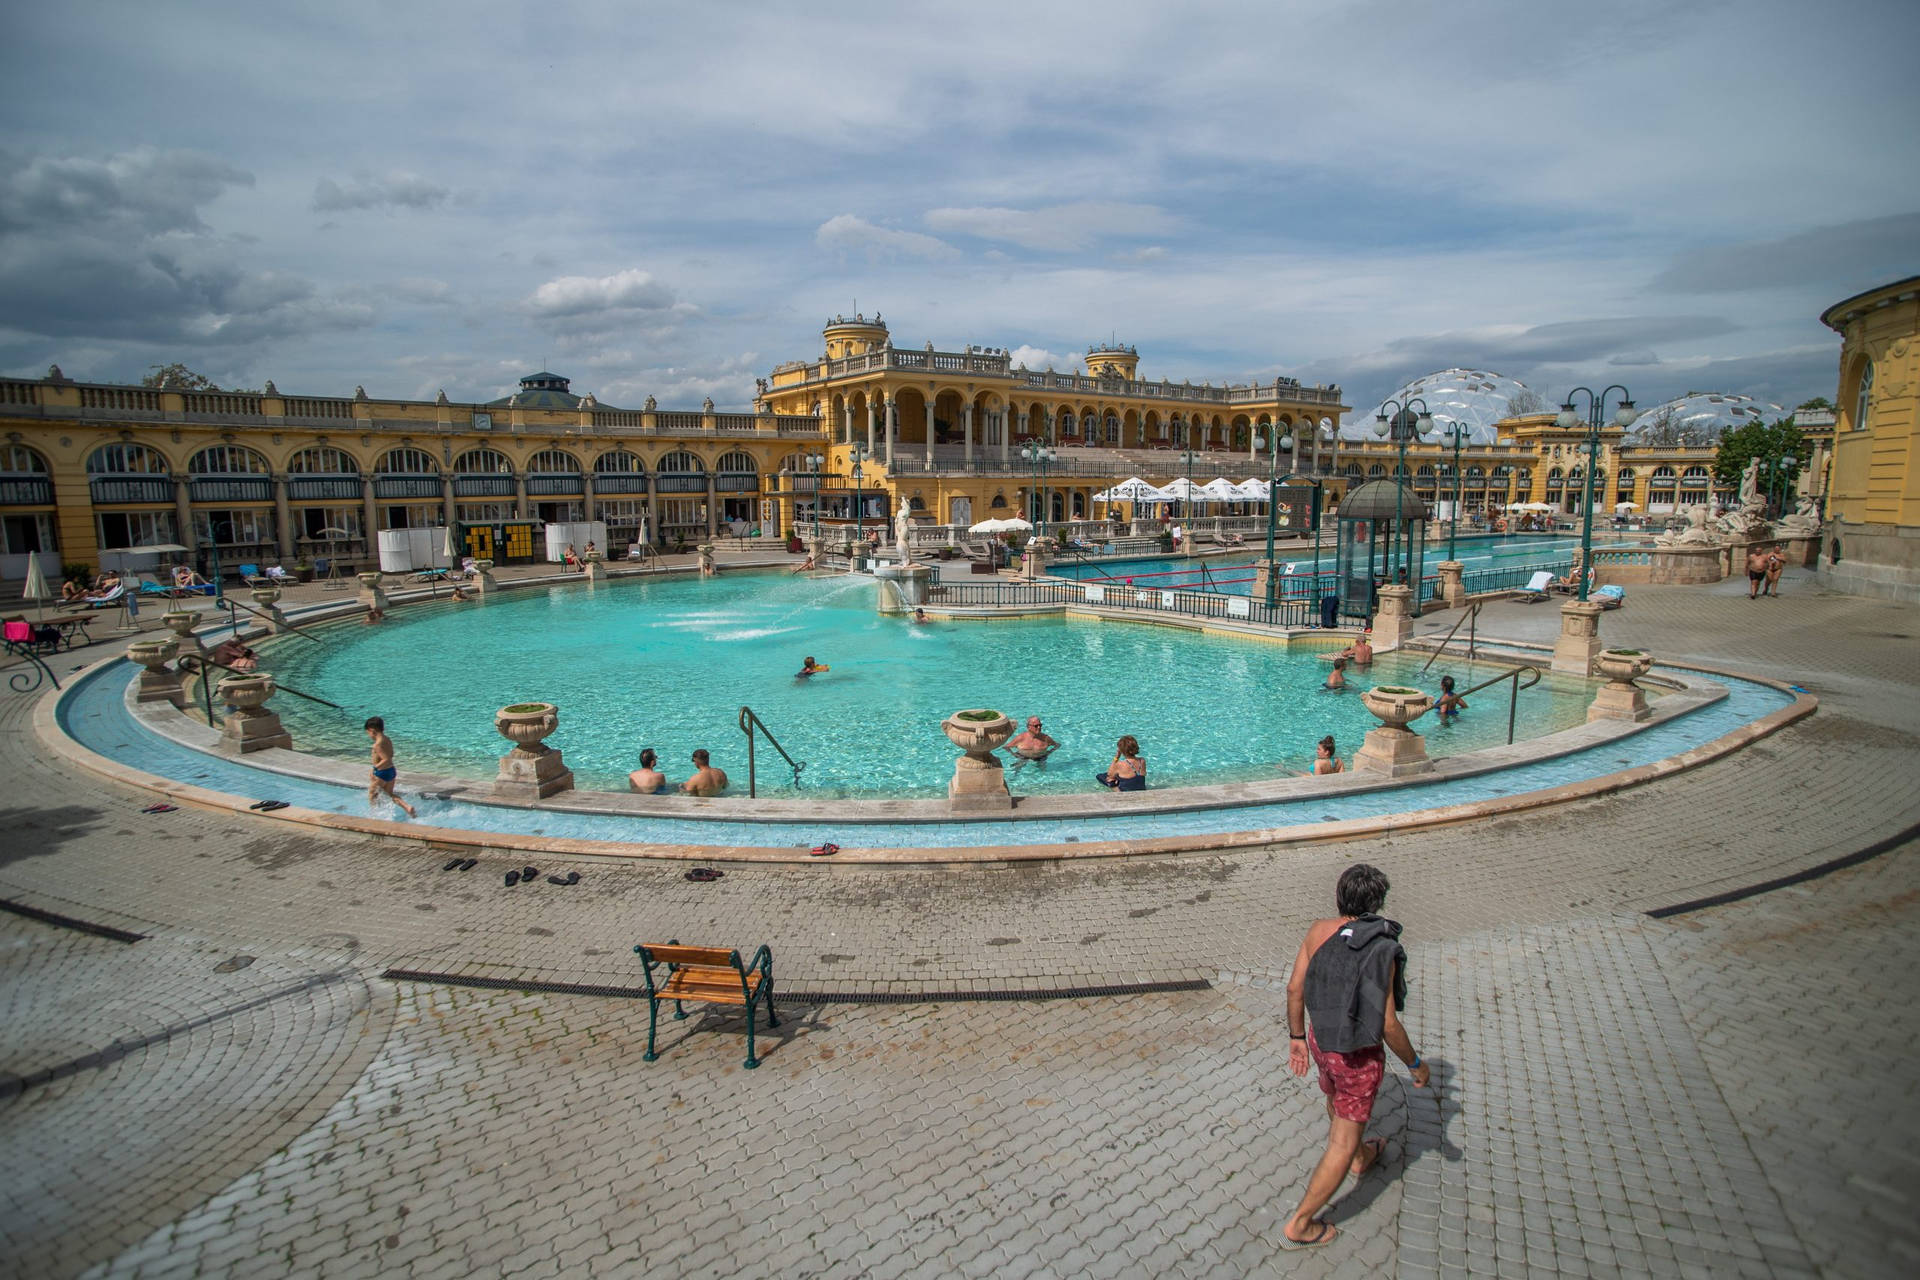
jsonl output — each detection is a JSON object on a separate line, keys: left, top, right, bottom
{"left": 365, "top": 716, "right": 418, "bottom": 817}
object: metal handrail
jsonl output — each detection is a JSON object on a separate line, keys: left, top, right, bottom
{"left": 1421, "top": 602, "right": 1483, "bottom": 673}
{"left": 737, "top": 705, "right": 806, "bottom": 797}
{"left": 178, "top": 653, "right": 343, "bottom": 726}
{"left": 1446, "top": 663, "right": 1542, "bottom": 746}
{"left": 219, "top": 594, "right": 324, "bottom": 644}
{"left": 4, "top": 646, "right": 60, "bottom": 692}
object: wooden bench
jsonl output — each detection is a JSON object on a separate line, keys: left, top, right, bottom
{"left": 633, "top": 941, "right": 779, "bottom": 1069}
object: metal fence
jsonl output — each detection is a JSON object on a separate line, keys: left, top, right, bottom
{"left": 1460, "top": 561, "right": 1565, "bottom": 595}
{"left": 928, "top": 575, "right": 1314, "bottom": 627}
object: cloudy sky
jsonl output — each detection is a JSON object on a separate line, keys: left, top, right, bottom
{"left": 3, "top": 0, "right": 1916, "bottom": 415}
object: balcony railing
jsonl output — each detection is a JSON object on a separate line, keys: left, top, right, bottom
{"left": 452, "top": 476, "right": 516, "bottom": 497}
{"left": 89, "top": 476, "right": 174, "bottom": 504}
{"left": 288, "top": 476, "right": 363, "bottom": 501}
{"left": 592, "top": 473, "right": 649, "bottom": 494}
{"left": 0, "top": 477, "right": 54, "bottom": 505}
{"left": 526, "top": 475, "right": 584, "bottom": 495}
{"left": 655, "top": 475, "right": 709, "bottom": 494}
{"left": 374, "top": 476, "right": 443, "bottom": 499}
{"left": 189, "top": 477, "right": 273, "bottom": 502}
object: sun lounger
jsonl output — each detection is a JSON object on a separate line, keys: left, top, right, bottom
{"left": 85, "top": 584, "right": 127, "bottom": 608}
{"left": 1517, "top": 571, "right": 1554, "bottom": 603}
{"left": 1592, "top": 584, "right": 1626, "bottom": 610}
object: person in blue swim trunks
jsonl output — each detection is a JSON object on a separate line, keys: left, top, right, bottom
{"left": 1097, "top": 735, "right": 1147, "bottom": 791}
{"left": 364, "top": 716, "right": 417, "bottom": 817}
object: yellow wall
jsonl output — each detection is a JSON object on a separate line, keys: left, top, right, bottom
{"left": 1827, "top": 281, "right": 1920, "bottom": 529}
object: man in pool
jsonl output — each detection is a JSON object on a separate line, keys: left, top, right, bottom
{"left": 364, "top": 716, "right": 417, "bottom": 817}
{"left": 1325, "top": 657, "right": 1348, "bottom": 690}
{"left": 1332, "top": 631, "right": 1373, "bottom": 666}
{"left": 796, "top": 655, "right": 826, "bottom": 678}
{"left": 679, "top": 748, "right": 728, "bottom": 796}
{"left": 911, "top": 607, "right": 929, "bottom": 624}
{"left": 1007, "top": 716, "right": 1060, "bottom": 760}
{"left": 628, "top": 747, "right": 666, "bottom": 794}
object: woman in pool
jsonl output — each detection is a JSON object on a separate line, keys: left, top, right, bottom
{"left": 1436, "top": 675, "right": 1468, "bottom": 722}
{"left": 1313, "top": 735, "right": 1344, "bottom": 774}
{"left": 1096, "top": 735, "right": 1147, "bottom": 791}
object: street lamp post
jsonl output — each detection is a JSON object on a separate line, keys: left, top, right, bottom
{"left": 1440, "top": 421, "right": 1470, "bottom": 563}
{"left": 1556, "top": 386, "right": 1637, "bottom": 603}
{"left": 803, "top": 452, "right": 824, "bottom": 543}
{"left": 1371, "top": 398, "right": 1435, "bottom": 581}
{"left": 1258, "top": 423, "right": 1293, "bottom": 607}
{"left": 1179, "top": 447, "right": 1198, "bottom": 550}
{"left": 1020, "top": 441, "right": 1056, "bottom": 540}
{"left": 849, "top": 443, "right": 866, "bottom": 548}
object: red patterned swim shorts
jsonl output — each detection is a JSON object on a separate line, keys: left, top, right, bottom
{"left": 1308, "top": 1027, "right": 1385, "bottom": 1124}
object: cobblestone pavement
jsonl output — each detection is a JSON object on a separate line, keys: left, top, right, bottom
{"left": 0, "top": 575, "right": 1914, "bottom": 1277}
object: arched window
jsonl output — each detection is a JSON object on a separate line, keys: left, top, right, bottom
{"left": 1547, "top": 467, "right": 1565, "bottom": 484}
{"left": 1, "top": 444, "right": 53, "bottom": 509}
{"left": 87, "top": 443, "right": 170, "bottom": 475}
{"left": 2, "top": 444, "right": 49, "bottom": 473}
{"left": 1514, "top": 469, "right": 1532, "bottom": 486}
{"left": 1416, "top": 464, "right": 1436, "bottom": 478}
{"left": 657, "top": 450, "right": 705, "bottom": 474}
{"left": 1853, "top": 360, "right": 1874, "bottom": 432}
{"left": 1367, "top": 463, "right": 1387, "bottom": 477}
{"left": 527, "top": 449, "right": 581, "bottom": 473}
{"left": 1650, "top": 466, "right": 1676, "bottom": 487}
{"left": 377, "top": 448, "right": 438, "bottom": 474}
{"left": 1682, "top": 465, "right": 1709, "bottom": 479}
{"left": 1344, "top": 461, "right": 1364, "bottom": 477}
{"left": 288, "top": 446, "right": 359, "bottom": 474}
{"left": 1616, "top": 467, "right": 1636, "bottom": 485}
{"left": 715, "top": 451, "right": 758, "bottom": 494}
{"left": 1466, "top": 465, "right": 1484, "bottom": 478}
{"left": 188, "top": 445, "right": 268, "bottom": 474}
{"left": 595, "top": 450, "right": 645, "bottom": 473}
{"left": 453, "top": 448, "right": 512, "bottom": 474}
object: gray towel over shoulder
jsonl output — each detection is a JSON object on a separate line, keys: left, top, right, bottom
{"left": 1303, "top": 914, "right": 1409, "bottom": 1054}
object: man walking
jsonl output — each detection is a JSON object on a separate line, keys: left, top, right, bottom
{"left": 1283, "top": 863, "right": 1429, "bottom": 1248}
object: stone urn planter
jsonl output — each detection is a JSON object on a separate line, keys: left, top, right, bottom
{"left": 1589, "top": 649, "right": 1655, "bottom": 723}
{"left": 216, "top": 673, "right": 291, "bottom": 752}
{"left": 128, "top": 637, "right": 182, "bottom": 704}
{"left": 161, "top": 610, "right": 201, "bottom": 646}
{"left": 1360, "top": 685, "right": 1433, "bottom": 730}
{"left": 249, "top": 586, "right": 281, "bottom": 607}
{"left": 493, "top": 701, "right": 574, "bottom": 799}
{"left": 357, "top": 570, "right": 389, "bottom": 612}
{"left": 1354, "top": 686, "right": 1435, "bottom": 777}
{"left": 942, "top": 709, "right": 1016, "bottom": 812}
{"left": 470, "top": 557, "right": 498, "bottom": 593}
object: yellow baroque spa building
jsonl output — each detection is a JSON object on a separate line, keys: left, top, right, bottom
{"left": 0, "top": 312, "right": 1822, "bottom": 582}
{"left": 1820, "top": 274, "right": 1920, "bottom": 600}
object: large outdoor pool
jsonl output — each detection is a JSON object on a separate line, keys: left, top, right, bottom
{"left": 253, "top": 570, "right": 1609, "bottom": 799}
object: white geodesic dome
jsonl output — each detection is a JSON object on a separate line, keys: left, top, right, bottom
{"left": 1346, "top": 369, "right": 1540, "bottom": 445}
{"left": 1623, "top": 391, "right": 1786, "bottom": 445}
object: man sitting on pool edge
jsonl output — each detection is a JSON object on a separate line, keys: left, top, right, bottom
{"left": 679, "top": 748, "right": 728, "bottom": 796}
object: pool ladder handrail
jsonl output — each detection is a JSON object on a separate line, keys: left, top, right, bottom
{"left": 1420, "top": 601, "right": 1483, "bottom": 673}
{"left": 737, "top": 705, "right": 806, "bottom": 797}
{"left": 177, "top": 652, "right": 344, "bottom": 728}
{"left": 1443, "top": 662, "right": 1542, "bottom": 746}
{"left": 218, "top": 594, "right": 325, "bottom": 644}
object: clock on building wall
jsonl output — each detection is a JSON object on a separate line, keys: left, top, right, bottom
{"left": 472, "top": 412, "right": 493, "bottom": 431}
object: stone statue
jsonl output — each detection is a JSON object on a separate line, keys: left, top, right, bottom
{"left": 894, "top": 504, "right": 913, "bottom": 560}
{"left": 1775, "top": 494, "right": 1822, "bottom": 536}
{"left": 1737, "top": 458, "right": 1762, "bottom": 510}
{"left": 1655, "top": 503, "right": 1721, "bottom": 547}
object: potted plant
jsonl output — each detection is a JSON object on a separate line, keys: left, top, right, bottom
{"left": 293, "top": 557, "right": 314, "bottom": 583}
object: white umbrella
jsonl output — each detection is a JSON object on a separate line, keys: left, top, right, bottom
{"left": 23, "top": 550, "right": 52, "bottom": 620}
{"left": 968, "top": 516, "right": 1033, "bottom": 534}
{"left": 1158, "top": 477, "right": 1207, "bottom": 503}
{"left": 1102, "top": 476, "right": 1168, "bottom": 503}
{"left": 1614, "top": 501, "right": 1639, "bottom": 512}
{"left": 1200, "top": 477, "right": 1241, "bottom": 502}
{"left": 1233, "top": 478, "right": 1270, "bottom": 500}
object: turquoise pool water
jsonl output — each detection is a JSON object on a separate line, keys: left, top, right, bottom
{"left": 57, "top": 657, "right": 1792, "bottom": 849}
{"left": 249, "top": 571, "right": 1604, "bottom": 799}
{"left": 1048, "top": 533, "right": 1629, "bottom": 593}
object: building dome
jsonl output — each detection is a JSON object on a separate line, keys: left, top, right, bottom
{"left": 1338, "top": 478, "right": 1430, "bottom": 521}
{"left": 487, "top": 371, "right": 591, "bottom": 410}
{"left": 1623, "top": 391, "right": 1785, "bottom": 445}
{"left": 1349, "top": 369, "right": 1540, "bottom": 445}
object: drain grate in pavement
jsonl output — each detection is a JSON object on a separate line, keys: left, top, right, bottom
{"left": 0, "top": 899, "right": 145, "bottom": 944}
{"left": 380, "top": 968, "right": 1210, "bottom": 1004}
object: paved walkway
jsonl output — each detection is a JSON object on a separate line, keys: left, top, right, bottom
{"left": 1, "top": 564, "right": 1916, "bottom": 1277}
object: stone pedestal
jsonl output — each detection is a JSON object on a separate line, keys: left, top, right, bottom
{"left": 582, "top": 555, "right": 606, "bottom": 582}
{"left": 696, "top": 543, "right": 716, "bottom": 576}
{"left": 471, "top": 558, "right": 499, "bottom": 593}
{"left": 128, "top": 637, "right": 184, "bottom": 705}
{"left": 1022, "top": 547, "right": 1051, "bottom": 579}
{"left": 250, "top": 587, "right": 289, "bottom": 633}
{"left": 1436, "top": 561, "right": 1466, "bottom": 608}
{"left": 1588, "top": 649, "right": 1654, "bottom": 723}
{"left": 1552, "top": 599, "right": 1605, "bottom": 675}
{"left": 1371, "top": 584, "right": 1416, "bottom": 650}
{"left": 875, "top": 563, "right": 933, "bottom": 610}
{"left": 218, "top": 674, "right": 291, "bottom": 753}
{"left": 493, "top": 702, "right": 575, "bottom": 799}
{"left": 808, "top": 536, "right": 825, "bottom": 564}
{"left": 850, "top": 539, "right": 873, "bottom": 569}
{"left": 357, "top": 571, "right": 389, "bottom": 613}
{"left": 1352, "top": 686, "right": 1435, "bottom": 776}
{"left": 942, "top": 709, "right": 1015, "bottom": 812}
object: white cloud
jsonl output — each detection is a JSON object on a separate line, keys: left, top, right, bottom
{"left": 526, "top": 269, "right": 676, "bottom": 318}
{"left": 925, "top": 202, "right": 1176, "bottom": 252}
{"left": 311, "top": 171, "right": 448, "bottom": 213}
{"left": 814, "top": 214, "right": 957, "bottom": 261}
{"left": 1008, "top": 344, "right": 1077, "bottom": 372}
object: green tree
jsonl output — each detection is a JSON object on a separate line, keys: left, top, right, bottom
{"left": 1795, "top": 396, "right": 1833, "bottom": 411}
{"left": 1713, "top": 418, "right": 1810, "bottom": 499}
{"left": 139, "top": 363, "right": 261, "bottom": 394}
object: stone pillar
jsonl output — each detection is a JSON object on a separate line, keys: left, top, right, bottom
{"left": 127, "top": 637, "right": 184, "bottom": 705}
{"left": 1023, "top": 545, "right": 1051, "bottom": 579}
{"left": 250, "top": 587, "right": 289, "bottom": 634}
{"left": 439, "top": 473, "right": 456, "bottom": 532}
{"left": 963, "top": 403, "right": 974, "bottom": 466}
{"left": 867, "top": 399, "right": 878, "bottom": 454}
{"left": 851, "top": 538, "right": 873, "bottom": 569}
{"left": 493, "top": 702, "right": 574, "bottom": 799}
{"left": 219, "top": 674, "right": 292, "bottom": 754}
{"left": 357, "top": 571, "right": 389, "bottom": 614}
{"left": 875, "top": 564, "right": 933, "bottom": 610}
{"left": 361, "top": 476, "right": 381, "bottom": 566}
{"left": 925, "top": 398, "right": 936, "bottom": 467}
{"left": 1436, "top": 560, "right": 1466, "bottom": 608}
{"left": 173, "top": 477, "right": 196, "bottom": 568}
{"left": 1000, "top": 410, "right": 1010, "bottom": 462}
{"left": 842, "top": 403, "right": 852, "bottom": 445}
{"left": 1352, "top": 686, "right": 1434, "bottom": 777}
{"left": 272, "top": 474, "right": 295, "bottom": 560}
{"left": 884, "top": 394, "right": 897, "bottom": 464}
{"left": 582, "top": 471, "right": 597, "bottom": 524}
{"left": 1588, "top": 648, "right": 1654, "bottom": 723}
{"left": 471, "top": 558, "right": 499, "bottom": 593}
{"left": 704, "top": 475, "right": 718, "bottom": 537}
{"left": 513, "top": 471, "right": 529, "bottom": 520}
{"left": 1552, "top": 599, "right": 1604, "bottom": 675}
{"left": 1371, "top": 584, "right": 1416, "bottom": 650}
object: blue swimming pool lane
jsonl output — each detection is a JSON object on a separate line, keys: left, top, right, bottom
{"left": 60, "top": 657, "right": 1793, "bottom": 850}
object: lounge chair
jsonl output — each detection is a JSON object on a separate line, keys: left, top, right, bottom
{"left": 1592, "top": 584, "right": 1626, "bottom": 610}
{"left": 237, "top": 563, "right": 273, "bottom": 586}
{"left": 265, "top": 565, "right": 297, "bottom": 585}
{"left": 1516, "top": 570, "right": 1555, "bottom": 603}
{"left": 136, "top": 573, "right": 181, "bottom": 600}
{"left": 85, "top": 584, "right": 127, "bottom": 608}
